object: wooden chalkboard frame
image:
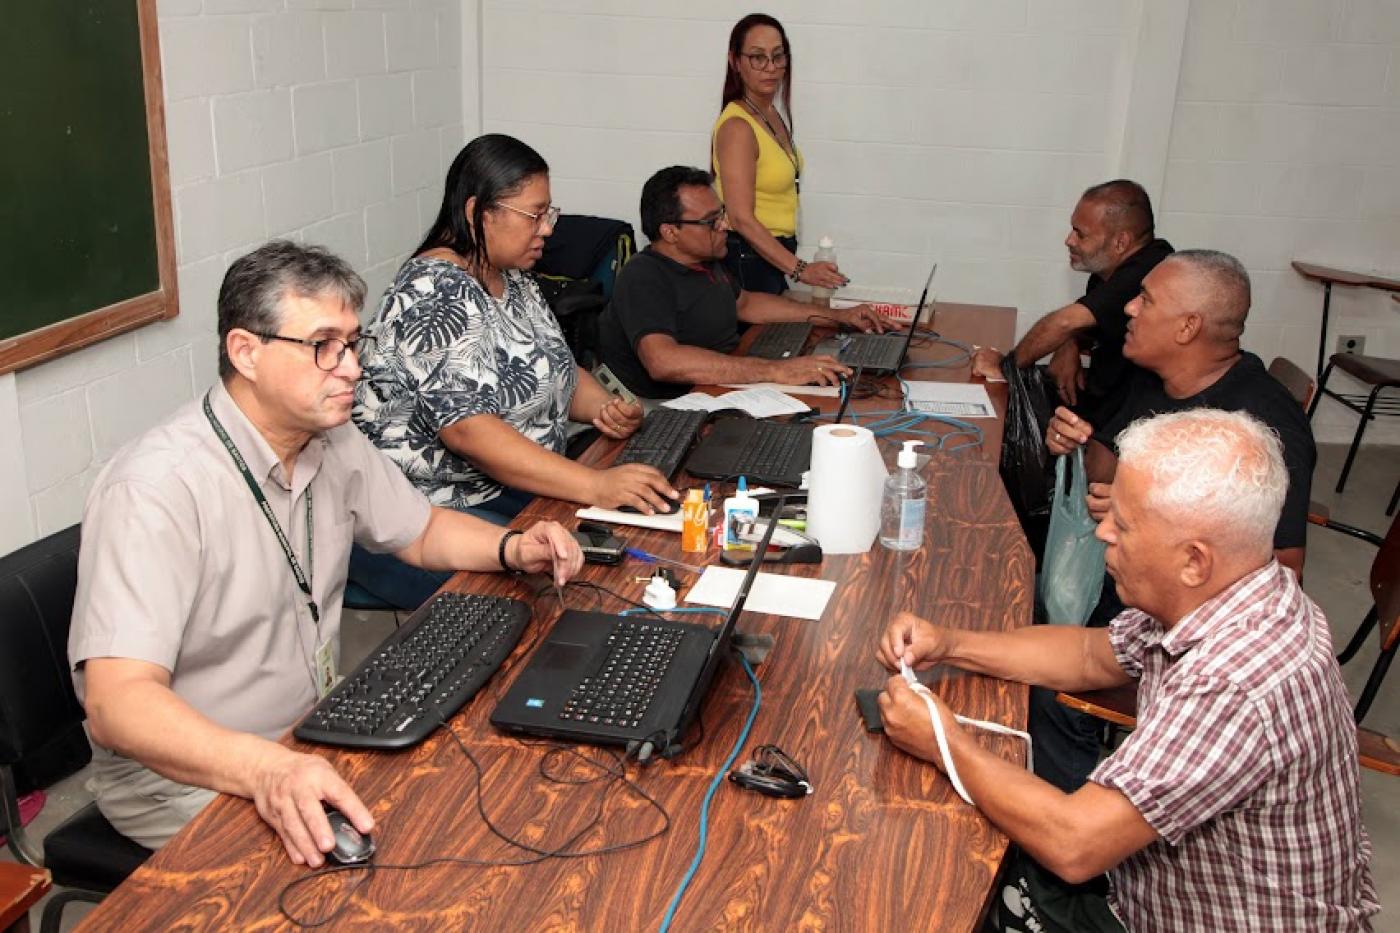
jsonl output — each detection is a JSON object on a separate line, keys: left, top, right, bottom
{"left": 0, "top": 0, "right": 178, "bottom": 376}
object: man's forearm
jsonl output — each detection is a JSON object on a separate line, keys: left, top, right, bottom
{"left": 737, "top": 291, "right": 819, "bottom": 325}
{"left": 406, "top": 506, "right": 514, "bottom": 574}
{"left": 947, "top": 731, "right": 1143, "bottom": 883}
{"left": 641, "top": 343, "right": 774, "bottom": 387}
{"left": 87, "top": 677, "right": 287, "bottom": 800}
{"left": 1011, "top": 304, "right": 1094, "bottom": 367}
{"left": 941, "top": 625, "right": 1127, "bottom": 692}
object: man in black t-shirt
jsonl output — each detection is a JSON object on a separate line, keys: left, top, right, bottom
{"left": 597, "top": 166, "right": 888, "bottom": 400}
{"left": 972, "top": 179, "right": 1173, "bottom": 427}
{"left": 1037, "top": 249, "right": 1317, "bottom": 794}
{"left": 1047, "top": 249, "right": 1315, "bottom": 574}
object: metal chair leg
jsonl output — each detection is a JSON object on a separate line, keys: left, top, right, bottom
{"left": 1353, "top": 642, "right": 1395, "bottom": 724}
{"left": 1338, "top": 606, "right": 1379, "bottom": 665}
{"left": 1307, "top": 361, "right": 1334, "bottom": 419}
{"left": 1335, "top": 385, "right": 1381, "bottom": 493}
{"left": 39, "top": 889, "right": 105, "bottom": 933}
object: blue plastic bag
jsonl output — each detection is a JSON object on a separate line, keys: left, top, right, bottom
{"left": 1038, "top": 448, "right": 1107, "bottom": 626}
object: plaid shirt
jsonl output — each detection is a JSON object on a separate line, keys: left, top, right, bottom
{"left": 1091, "top": 560, "right": 1378, "bottom": 931}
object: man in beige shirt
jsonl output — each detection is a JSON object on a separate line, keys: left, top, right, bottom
{"left": 69, "top": 241, "right": 583, "bottom": 867}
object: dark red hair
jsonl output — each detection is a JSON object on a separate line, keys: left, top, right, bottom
{"left": 721, "top": 14, "right": 793, "bottom": 129}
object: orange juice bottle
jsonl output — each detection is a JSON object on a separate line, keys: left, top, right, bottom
{"left": 681, "top": 488, "right": 708, "bottom": 553}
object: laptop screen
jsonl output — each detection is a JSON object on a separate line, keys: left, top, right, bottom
{"left": 672, "top": 497, "right": 785, "bottom": 732}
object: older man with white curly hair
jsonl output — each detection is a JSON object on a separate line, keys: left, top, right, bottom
{"left": 875, "top": 409, "right": 1377, "bottom": 933}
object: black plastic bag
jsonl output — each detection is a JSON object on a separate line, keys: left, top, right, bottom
{"left": 998, "top": 355, "right": 1055, "bottom": 524}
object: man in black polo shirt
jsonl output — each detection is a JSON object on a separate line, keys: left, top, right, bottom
{"left": 1038, "top": 248, "right": 1317, "bottom": 791}
{"left": 972, "top": 179, "right": 1173, "bottom": 427}
{"left": 598, "top": 166, "right": 888, "bottom": 400}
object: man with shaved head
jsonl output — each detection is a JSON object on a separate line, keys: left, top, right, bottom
{"left": 877, "top": 410, "right": 1375, "bottom": 932}
{"left": 973, "top": 179, "right": 1173, "bottom": 425}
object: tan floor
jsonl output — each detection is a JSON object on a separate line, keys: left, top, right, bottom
{"left": 5, "top": 443, "right": 1397, "bottom": 930}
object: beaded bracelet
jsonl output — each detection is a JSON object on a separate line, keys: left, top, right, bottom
{"left": 789, "top": 258, "right": 807, "bottom": 283}
{"left": 497, "top": 529, "right": 523, "bottom": 572}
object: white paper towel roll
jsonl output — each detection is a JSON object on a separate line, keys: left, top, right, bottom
{"left": 806, "top": 424, "right": 889, "bottom": 554}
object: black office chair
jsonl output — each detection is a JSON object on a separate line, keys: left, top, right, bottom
{"left": 0, "top": 525, "right": 152, "bottom": 933}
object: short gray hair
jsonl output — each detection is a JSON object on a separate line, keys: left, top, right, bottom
{"left": 217, "top": 240, "right": 367, "bottom": 378}
{"left": 1162, "top": 249, "right": 1251, "bottom": 342}
{"left": 1116, "top": 408, "right": 1286, "bottom": 556}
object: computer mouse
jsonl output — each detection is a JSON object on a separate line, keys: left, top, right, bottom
{"left": 323, "top": 806, "right": 375, "bottom": 865}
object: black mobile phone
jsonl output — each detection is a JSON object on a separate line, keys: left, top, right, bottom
{"left": 572, "top": 527, "right": 626, "bottom": 565}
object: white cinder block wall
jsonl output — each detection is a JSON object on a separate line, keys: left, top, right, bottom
{"left": 0, "top": 0, "right": 469, "bottom": 554}
{"left": 482, "top": 0, "right": 1139, "bottom": 334}
{"left": 3, "top": 0, "right": 1398, "bottom": 554}
{"left": 1162, "top": 0, "right": 1400, "bottom": 445}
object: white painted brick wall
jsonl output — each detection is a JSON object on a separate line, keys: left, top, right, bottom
{"left": 5, "top": 1, "right": 467, "bottom": 546}
{"left": 1162, "top": 0, "right": 1400, "bottom": 445}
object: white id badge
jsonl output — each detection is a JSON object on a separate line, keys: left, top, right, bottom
{"left": 314, "top": 639, "right": 337, "bottom": 699}
{"left": 594, "top": 363, "right": 638, "bottom": 405}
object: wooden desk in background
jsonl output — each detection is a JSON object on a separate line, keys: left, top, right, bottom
{"left": 80, "top": 304, "right": 1029, "bottom": 932}
{"left": 1291, "top": 261, "right": 1400, "bottom": 379}
{"left": 0, "top": 864, "right": 50, "bottom": 933}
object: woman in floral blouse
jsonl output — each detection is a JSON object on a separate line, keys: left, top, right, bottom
{"left": 351, "top": 135, "right": 675, "bottom": 606}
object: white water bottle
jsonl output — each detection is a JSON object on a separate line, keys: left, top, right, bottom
{"left": 880, "top": 441, "right": 927, "bottom": 551}
{"left": 810, "top": 236, "right": 837, "bottom": 304}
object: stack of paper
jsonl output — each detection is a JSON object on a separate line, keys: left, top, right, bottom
{"left": 662, "top": 387, "right": 811, "bottom": 418}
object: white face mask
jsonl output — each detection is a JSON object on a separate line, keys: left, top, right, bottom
{"left": 900, "top": 659, "right": 1034, "bottom": 807}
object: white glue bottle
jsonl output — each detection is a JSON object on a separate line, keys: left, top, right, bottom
{"left": 810, "top": 236, "right": 837, "bottom": 305}
{"left": 880, "top": 441, "right": 927, "bottom": 551}
{"left": 723, "top": 476, "right": 759, "bottom": 551}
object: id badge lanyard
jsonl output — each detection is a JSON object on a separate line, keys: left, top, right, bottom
{"left": 203, "top": 391, "right": 319, "bottom": 626}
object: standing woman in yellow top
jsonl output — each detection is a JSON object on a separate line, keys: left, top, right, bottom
{"left": 713, "top": 14, "right": 847, "bottom": 296}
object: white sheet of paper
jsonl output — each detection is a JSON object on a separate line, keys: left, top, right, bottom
{"left": 684, "top": 566, "right": 835, "bottom": 621}
{"left": 903, "top": 381, "right": 997, "bottom": 419}
{"left": 662, "top": 387, "right": 811, "bottom": 418}
{"left": 720, "top": 382, "right": 841, "bottom": 398}
{"left": 575, "top": 507, "right": 684, "bottom": 533}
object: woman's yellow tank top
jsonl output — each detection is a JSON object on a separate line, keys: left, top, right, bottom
{"left": 711, "top": 100, "right": 803, "bottom": 238}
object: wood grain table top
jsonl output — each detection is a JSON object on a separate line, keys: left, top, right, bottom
{"left": 80, "top": 302, "right": 1032, "bottom": 932}
{"left": 0, "top": 864, "right": 49, "bottom": 932}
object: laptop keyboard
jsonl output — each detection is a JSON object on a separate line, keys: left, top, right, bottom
{"left": 294, "top": 592, "right": 530, "bottom": 750}
{"left": 747, "top": 322, "right": 813, "bottom": 359}
{"left": 614, "top": 408, "right": 708, "bottom": 481}
{"left": 839, "top": 334, "right": 904, "bottom": 370}
{"left": 728, "top": 421, "right": 811, "bottom": 481}
{"left": 559, "top": 621, "right": 686, "bottom": 729}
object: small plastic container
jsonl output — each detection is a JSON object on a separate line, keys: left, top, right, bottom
{"left": 810, "top": 236, "right": 837, "bottom": 305}
{"left": 681, "top": 488, "right": 708, "bottom": 553}
{"left": 880, "top": 440, "right": 927, "bottom": 551}
{"left": 723, "top": 477, "right": 758, "bottom": 552}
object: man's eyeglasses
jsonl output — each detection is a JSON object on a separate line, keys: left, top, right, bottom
{"left": 671, "top": 206, "right": 727, "bottom": 231}
{"left": 253, "top": 332, "right": 366, "bottom": 371}
{"left": 742, "top": 50, "right": 788, "bottom": 71}
{"left": 497, "top": 202, "right": 562, "bottom": 229}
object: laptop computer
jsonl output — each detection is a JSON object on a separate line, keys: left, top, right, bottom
{"left": 490, "top": 510, "right": 783, "bottom": 755}
{"left": 681, "top": 379, "right": 856, "bottom": 487}
{"left": 816, "top": 262, "right": 938, "bottom": 374}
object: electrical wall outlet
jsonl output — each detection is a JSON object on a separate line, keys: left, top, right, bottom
{"left": 1336, "top": 334, "right": 1366, "bottom": 355}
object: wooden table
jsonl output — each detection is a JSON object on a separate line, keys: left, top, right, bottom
{"left": 1290, "top": 261, "right": 1400, "bottom": 378}
{"left": 80, "top": 304, "right": 1031, "bottom": 932}
{"left": 0, "top": 865, "right": 50, "bottom": 933}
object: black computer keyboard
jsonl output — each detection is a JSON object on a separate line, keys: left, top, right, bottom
{"left": 747, "top": 322, "right": 813, "bottom": 359}
{"left": 729, "top": 421, "right": 812, "bottom": 482}
{"left": 294, "top": 592, "right": 531, "bottom": 750}
{"left": 558, "top": 621, "right": 685, "bottom": 730}
{"left": 613, "top": 407, "right": 708, "bottom": 481}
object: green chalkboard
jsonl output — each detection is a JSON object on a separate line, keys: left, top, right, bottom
{"left": 0, "top": 0, "right": 176, "bottom": 372}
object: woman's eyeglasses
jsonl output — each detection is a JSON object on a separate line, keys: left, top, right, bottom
{"left": 742, "top": 50, "right": 788, "bottom": 71}
{"left": 497, "top": 202, "right": 562, "bottom": 229}
{"left": 671, "top": 206, "right": 728, "bottom": 230}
